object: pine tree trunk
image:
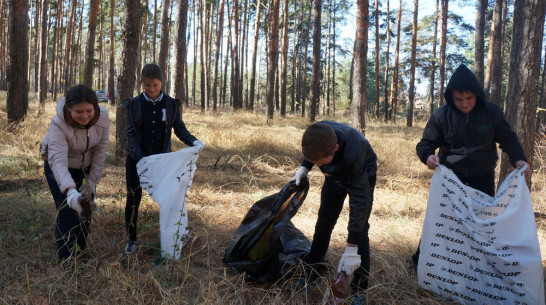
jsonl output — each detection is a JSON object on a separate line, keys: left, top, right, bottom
{"left": 538, "top": 53, "right": 546, "bottom": 132}
{"left": 373, "top": 0, "right": 380, "bottom": 118}
{"left": 308, "top": 0, "right": 321, "bottom": 122}
{"left": 351, "top": 0, "right": 368, "bottom": 133}
{"left": 39, "top": 0, "right": 48, "bottom": 106}
{"left": 474, "top": 0, "right": 487, "bottom": 87}
{"left": 266, "top": 0, "right": 280, "bottom": 119}
{"left": 499, "top": 0, "right": 545, "bottom": 186}
{"left": 33, "top": 0, "right": 40, "bottom": 93}
{"left": 152, "top": 0, "right": 158, "bottom": 62}
{"left": 279, "top": 0, "right": 289, "bottom": 116}
{"left": 116, "top": 0, "right": 141, "bottom": 158}
{"left": 484, "top": 0, "right": 502, "bottom": 100}
{"left": 489, "top": 0, "right": 504, "bottom": 105}
{"left": 173, "top": 0, "right": 189, "bottom": 105}
{"left": 249, "top": 0, "right": 261, "bottom": 111}
{"left": 158, "top": 0, "right": 171, "bottom": 92}
{"left": 7, "top": 0, "right": 29, "bottom": 125}
{"left": 108, "top": 0, "right": 115, "bottom": 105}
{"left": 212, "top": 0, "right": 225, "bottom": 111}
{"left": 301, "top": 1, "right": 312, "bottom": 117}
{"left": 383, "top": 0, "right": 391, "bottom": 122}
{"left": 438, "top": 0, "right": 448, "bottom": 106}
{"left": 0, "top": 0, "right": 6, "bottom": 90}
{"left": 428, "top": 0, "right": 439, "bottom": 117}
{"left": 84, "top": 0, "right": 100, "bottom": 87}
{"left": 389, "top": 0, "right": 402, "bottom": 122}
{"left": 406, "top": 0, "right": 418, "bottom": 127}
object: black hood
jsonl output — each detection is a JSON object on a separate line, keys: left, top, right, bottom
{"left": 444, "top": 64, "right": 487, "bottom": 110}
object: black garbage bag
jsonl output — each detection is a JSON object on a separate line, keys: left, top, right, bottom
{"left": 223, "top": 179, "right": 311, "bottom": 282}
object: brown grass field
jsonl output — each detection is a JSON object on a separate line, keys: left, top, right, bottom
{"left": 0, "top": 94, "right": 545, "bottom": 304}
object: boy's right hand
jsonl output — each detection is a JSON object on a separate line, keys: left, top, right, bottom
{"left": 426, "top": 155, "right": 440, "bottom": 170}
{"left": 293, "top": 166, "right": 309, "bottom": 186}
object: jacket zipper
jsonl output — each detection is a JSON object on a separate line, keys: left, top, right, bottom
{"left": 81, "top": 128, "right": 90, "bottom": 166}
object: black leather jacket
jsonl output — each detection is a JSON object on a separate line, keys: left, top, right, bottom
{"left": 302, "top": 121, "right": 377, "bottom": 244}
{"left": 125, "top": 93, "right": 197, "bottom": 162}
{"left": 416, "top": 64, "right": 526, "bottom": 179}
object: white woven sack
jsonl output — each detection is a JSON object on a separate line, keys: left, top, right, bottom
{"left": 136, "top": 146, "right": 200, "bottom": 260}
{"left": 418, "top": 165, "right": 544, "bottom": 305}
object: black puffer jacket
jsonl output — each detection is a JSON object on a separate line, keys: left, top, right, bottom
{"left": 302, "top": 121, "right": 377, "bottom": 244}
{"left": 416, "top": 64, "right": 526, "bottom": 179}
{"left": 125, "top": 93, "right": 197, "bottom": 162}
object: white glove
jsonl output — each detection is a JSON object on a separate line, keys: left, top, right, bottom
{"left": 292, "top": 166, "right": 309, "bottom": 186}
{"left": 337, "top": 246, "right": 361, "bottom": 276}
{"left": 66, "top": 188, "right": 83, "bottom": 214}
{"left": 193, "top": 140, "right": 205, "bottom": 152}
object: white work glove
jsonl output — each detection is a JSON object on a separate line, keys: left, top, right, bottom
{"left": 292, "top": 166, "right": 309, "bottom": 186}
{"left": 193, "top": 140, "right": 205, "bottom": 152}
{"left": 66, "top": 188, "right": 83, "bottom": 214}
{"left": 337, "top": 246, "right": 361, "bottom": 276}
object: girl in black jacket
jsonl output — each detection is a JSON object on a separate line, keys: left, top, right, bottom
{"left": 123, "top": 63, "right": 204, "bottom": 254}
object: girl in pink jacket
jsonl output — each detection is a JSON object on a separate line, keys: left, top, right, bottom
{"left": 41, "top": 84, "right": 109, "bottom": 263}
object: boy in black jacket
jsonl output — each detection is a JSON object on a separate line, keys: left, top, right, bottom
{"left": 293, "top": 121, "right": 377, "bottom": 299}
{"left": 412, "top": 64, "right": 532, "bottom": 265}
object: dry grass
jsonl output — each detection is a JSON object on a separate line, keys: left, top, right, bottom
{"left": 0, "top": 97, "right": 544, "bottom": 304}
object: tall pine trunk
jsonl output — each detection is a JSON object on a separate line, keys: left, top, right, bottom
{"left": 373, "top": 0, "right": 380, "bottom": 118}
{"left": 173, "top": 0, "right": 189, "bottom": 105}
{"left": 389, "top": 0, "right": 402, "bottom": 122}
{"left": 7, "top": 0, "right": 29, "bottom": 125}
{"left": 266, "top": 0, "right": 280, "bottom": 119}
{"left": 38, "top": 0, "right": 48, "bottom": 107}
{"left": 108, "top": 0, "right": 115, "bottom": 105}
{"left": 438, "top": 0, "right": 448, "bottom": 106}
{"left": 351, "top": 0, "right": 368, "bottom": 133}
{"left": 116, "top": 0, "right": 141, "bottom": 158}
{"left": 406, "top": 0, "right": 418, "bottom": 127}
{"left": 383, "top": 0, "right": 391, "bottom": 122}
{"left": 212, "top": 0, "right": 225, "bottom": 111}
{"left": 428, "top": 0, "right": 439, "bottom": 117}
{"left": 248, "top": 0, "right": 261, "bottom": 111}
{"left": 308, "top": 0, "right": 321, "bottom": 122}
{"left": 474, "top": 0, "right": 487, "bottom": 86}
{"left": 84, "top": 0, "right": 101, "bottom": 87}
{"left": 499, "top": 0, "right": 545, "bottom": 185}
{"left": 279, "top": 0, "right": 289, "bottom": 116}
{"left": 158, "top": 0, "right": 171, "bottom": 92}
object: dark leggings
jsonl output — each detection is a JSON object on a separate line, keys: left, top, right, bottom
{"left": 44, "top": 162, "right": 90, "bottom": 261}
{"left": 125, "top": 156, "right": 142, "bottom": 242}
{"left": 412, "top": 170, "right": 495, "bottom": 266}
{"left": 306, "top": 175, "right": 376, "bottom": 292}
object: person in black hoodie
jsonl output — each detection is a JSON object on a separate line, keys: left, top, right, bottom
{"left": 292, "top": 121, "right": 377, "bottom": 300}
{"left": 123, "top": 63, "right": 204, "bottom": 254}
{"left": 411, "top": 64, "right": 532, "bottom": 266}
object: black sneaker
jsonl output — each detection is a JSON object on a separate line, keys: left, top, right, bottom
{"left": 124, "top": 240, "right": 139, "bottom": 254}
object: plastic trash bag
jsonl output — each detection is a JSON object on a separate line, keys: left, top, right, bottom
{"left": 223, "top": 179, "right": 311, "bottom": 282}
{"left": 418, "top": 165, "right": 544, "bottom": 305}
{"left": 136, "top": 146, "right": 200, "bottom": 260}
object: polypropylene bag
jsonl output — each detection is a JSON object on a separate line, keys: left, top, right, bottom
{"left": 136, "top": 146, "right": 200, "bottom": 260}
{"left": 223, "top": 179, "right": 311, "bottom": 282}
{"left": 418, "top": 165, "right": 544, "bottom": 304}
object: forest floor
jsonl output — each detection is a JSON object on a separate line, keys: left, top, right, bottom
{"left": 0, "top": 94, "right": 545, "bottom": 304}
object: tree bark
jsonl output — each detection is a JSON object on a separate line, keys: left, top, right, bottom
{"left": 383, "top": 0, "right": 391, "bottom": 122}
{"left": 7, "top": 0, "right": 29, "bottom": 125}
{"left": 489, "top": 0, "right": 504, "bottom": 104}
{"left": 83, "top": 0, "right": 101, "bottom": 87}
{"left": 266, "top": 0, "right": 280, "bottom": 119}
{"left": 474, "top": 0, "right": 487, "bottom": 87}
{"left": 108, "top": 0, "right": 115, "bottom": 105}
{"left": 301, "top": 1, "right": 312, "bottom": 117}
{"left": 389, "top": 0, "right": 402, "bottom": 122}
{"left": 158, "top": 0, "right": 171, "bottom": 92}
{"left": 173, "top": 0, "right": 189, "bottom": 106}
{"left": 351, "top": 0, "right": 368, "bottom": 133}
{"left": 279, "top": 0, "right": 289, "bottom": 116}
{"left": 212, "top": 0, "right": 225, "bottom": 111}
{"left": 308, "top": 0, "right": 322, "bottom": 122}
{"left": 438, "top": 0, "right": 448, "bottom": 106}
{"left": 499, "top": 0, "right": 545, "bottom": 186}
{"left": 406, "top": 0, "right": 418, "bottom": 127}
{"left": 428, "top": 0, "right": 439, "bottom": 117}
{"left": 538, "top": 53, "right": 546, "bottom": 132}
{"left": 39, "top": 0, "right": 48, "bottom": 107}
{"left": 249, "top": 0, "right": 262, "bottom": 111}
{"left": 116, "top": 0, "right": 141, "bottom": 158}
{"left": 373, "top": 0, "right": 380, "bottom": 119}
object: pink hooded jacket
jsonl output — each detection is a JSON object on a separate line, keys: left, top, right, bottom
{"left": 41, "top": 98, "right": 109, "bottom": 193}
